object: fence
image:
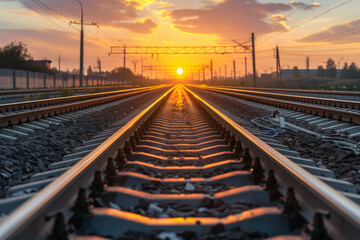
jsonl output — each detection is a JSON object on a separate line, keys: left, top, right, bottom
{"left": 0, "top": 68, "right": 119, "bottom": 89}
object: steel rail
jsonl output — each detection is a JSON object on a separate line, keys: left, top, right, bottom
{"left": 227, "top": 86, "right": 360, "bottom": 97}
{"left": 0, "top": 85, "right": 167, "bottom": 128}
{"left": 0, "top": 85, "right": 145, "bottom": 96}
{"left": 192, "top": 85, "right": 360, "bottom": 125}
{"left": 0, "top": 85, "right": 177, "bottom": 240}
{"left": 1, "top": 84, "right": 359, "bottom": 239}
{"left": 182, "top": 85, "right": 360, "bottom": 240}
{"left": 200, "top": 86, "right": 360, "bottom": 110}
{"left": 0, "top": 86, "right": 163, "bottom": 113}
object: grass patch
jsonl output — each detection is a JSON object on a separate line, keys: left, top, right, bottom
{"left": 60, "top": 88, "right": 72, "bottom": 97}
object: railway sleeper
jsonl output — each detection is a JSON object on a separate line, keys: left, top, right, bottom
{"left": 48, "top": 87, "right": 320, "bottom": 240}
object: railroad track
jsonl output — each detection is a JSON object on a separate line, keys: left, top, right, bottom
{"left": 0, "top": 84, "right": 359, "bottom": 239}
{"left": 191, "top": 85, "right": 360, "bottom": 138}
{"left": 229, "top": 86, "right": 360, "bottom": 97}
{"left": 0, "top": 86, "right": 166, "bottom": 132}
{"left": 0, "top": 85, "right": 139, "bottom": 96}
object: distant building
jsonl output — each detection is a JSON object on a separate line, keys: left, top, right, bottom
{"left": 260, "top": 73, "right": 273, "bottom": 79}
{"left": 280, "top": 69, "right": 341, "bottom": 79}
{"left": 30, "top": 60, "right": 52, "bottom": 69}
{"left": 260, "top": 72, "right": 278, "bottom": 79}
{"left": 281, "top": 69, "right": 317, "bottom": 79}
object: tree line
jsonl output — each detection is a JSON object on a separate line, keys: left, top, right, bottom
{"left": 292, "top": 58, "right": 360, "bottom": 79}
{"left": 0, "top": 42, "right": 56, "bottom": 73}
{"left": 0, "top": 41, "right": 149, "bottom": 84}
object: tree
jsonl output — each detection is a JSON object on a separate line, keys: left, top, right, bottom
{"left": 87, "top": 65, "right": 93, "bottom": 76}
{"left": 317, "top": 65, "right": 325, "bottom": 78}
{"left": 340, "top": 62, "right": 349, "bottom": 79}
{"left": 348, "top": 62, "right": 358, "bottom": 79}
{"left": 0, "top": 42, "right": 32, "bottom": 69}
{"left": 111, "top": 67, "right": 136, "bottom": 84}
{"left": 325, "top": 58, "right": 337, "bottom": 78}
{"left": 292, "top": 66, "right": 300, "bottom": 79}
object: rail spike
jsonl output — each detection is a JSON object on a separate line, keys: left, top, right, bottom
{"left": 47, "top": 212, "right": 68, "bottom": 240}
{"left": 251, "top": 157, "right": 263, "bottom": 184}
{"left": 116, "top": 149, "right": 125, "bottom": 170}
{"left": 304, "top": 212, "right": 332, "bottom": 240}
{"left": 123, "top": 141, "right": 132, "bottom": 158}
{"left": 105, "top": 158, "right": 116, "bottom": 186}
{"left": 265, "top": 169, "right": 280, "bottom": 201}
{"left": 229, "top": 135, "right": 236, "bottom": 151}
{"left": 90, "top": 170, "right": 104, "bottom": 199}
{"left": 242, "top": 148, "right": 252, "bottom": 169}
{"left": 282, "top": 187, "right": 305, "bottom": 230}
{"left": 69, "top": 188, "right": 90, "bottom": 230}
{"left": 235, "top": 140, "right": 244, "bottom": 159}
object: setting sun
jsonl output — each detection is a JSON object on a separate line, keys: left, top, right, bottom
{"left": 177, "top": 68, "right": 183, "bottom": 75}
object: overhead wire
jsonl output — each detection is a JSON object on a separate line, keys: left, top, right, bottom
{"left": 258, "top": 0, "right": 353, "bottom": 44}
{"left": 19, "top": 0, "right": 72, "bottom": 33}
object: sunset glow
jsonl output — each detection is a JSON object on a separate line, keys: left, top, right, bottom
{"left": 177, "top": 68, "right": 183, "bottom": 75}
{"left": 0, "top": 0, "right": 359, "bottom": 82}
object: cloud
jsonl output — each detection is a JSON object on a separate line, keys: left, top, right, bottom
{"left": 10, "top": 0, "right": 158, "bottom": 34}
{"left": 168, "top": 0, "right": 291, "bottom": 39}
{"left": 271, "top": 14, "right": 287, "bottom": 22}
{"left": 297, "top": 18, "right": 360, "bottom": 43}
{"left": 115, "top": 18, "right": 158, "bottom": 34}
{"left": 125, "top": 0, "right": 157, "bottom": 10}
{"left": 290, "top": 1, "right": 321, "bottom": 10}
{"left": 8, "top": 9, "right": 36, "bottom": 15}
{"left": 157, "top": 1, "right": 174, "bottom": 9}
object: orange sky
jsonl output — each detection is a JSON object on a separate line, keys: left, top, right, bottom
{"left": 0, "top": 0, "right": 360, "bottom": 79}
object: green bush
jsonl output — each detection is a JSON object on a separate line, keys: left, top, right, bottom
{"left": 60, "top": 88, "right": 72, "bottom": 97}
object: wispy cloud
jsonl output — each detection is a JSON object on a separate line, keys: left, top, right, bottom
{"left": 297, "top": 18, "right": 360, "bottom": 43}
{"left": 290, "top": 1, "right": 321, "bottom": 10}
{"left": 5, "top": 0, "right": 159, "bottom": 34}
{"left": 8, "top": 9, "right": 37, "bottom": 15}
{"left": 168, "top": 0, "right": 291, "bottom": 39}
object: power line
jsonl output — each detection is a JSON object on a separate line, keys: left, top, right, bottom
{"left": 259, "top": 0, "right": 353, "bottom": 44}
{"left": 33, "top": 0, "right": 79, "bottom": 32}
{"left": 52, "top": 0, "right": 78, "bottom": 18}
{"left": 20, "top": 0, "right": 72, "bottom": 33}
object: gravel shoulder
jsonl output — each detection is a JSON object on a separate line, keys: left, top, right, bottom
{"left": 191, "top": 87, "right": 360, "bottom": 194}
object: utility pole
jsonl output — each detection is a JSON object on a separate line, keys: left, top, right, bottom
{"left": 70, "top": 0, "right": 98, "bottom": 87}
{"left": 225, "top": 65, "right": 227, "bottom": 80}
{"left": 132, "top": 60, "right": 139, "bottom": 74}
{"left": 203, "top": 66, "right": 205, "bottom": 82}
{"left": 251, "top": 32, "right": 256, "bottom": 87}
{"left": 275, "top": 45, "right": 281, "bottom": 85}
{"left": 219, "top": 67, "right": 221, "bottom": 80}
{"left": 245, "top": 57, "right": 247, "bottom": 81}
{"left": 123, "top": 46, "right": 126, "bottom": 87}
{"left": 306, "top": 56, "right": 310, "bottom": 77}
{"left": 233, "top": 60, "right": 236, "bottom": 85}
{"left": 337, "top": 57, "right": 343, "bottom": 79}
{"left": 210, "top": 60, "right": 213, "bottom": 85}
{"left": 58, "top": 55, "right": 61, "bottom": 72}
{"left": 97, "top": 58, "right": 101, "bottom": 73}
{"left": 141, "top": 57, "right": 144, "bottom": 77}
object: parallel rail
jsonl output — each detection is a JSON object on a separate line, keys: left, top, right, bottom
{"left": 0, "top": 85, "right": 142, "bottom": 96}
{"left": 0, "top": 84, "right": 358, "bottom": 239}
{"left": 0, "top": 86, "right": 161, "bottom": 113}
{"left": 227, "top": 86, "right": 360, "bottom": 97}
{"left": 0, "top": 86, "right": 167, "bottom": 128}
{"left": 192, "top": 85, "right": 360, "bottom": 125}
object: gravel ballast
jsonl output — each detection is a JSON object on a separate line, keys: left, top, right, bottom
{"left": 191, "top": 87, "right": 360, "bottom": 194}
{"left": 0, "top": 89, "right": 167, "bottom": 198}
